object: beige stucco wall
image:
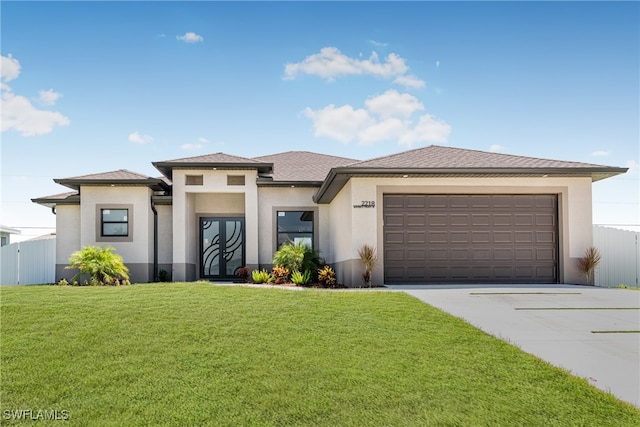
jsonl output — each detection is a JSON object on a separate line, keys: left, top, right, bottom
{"left": 170, "top": 169, "right": 259, "bottom": 280}
{"left": 76, "top": 186, "right": 154, "bottom": 282}
{"left": 256, "top": 187, "right": 330, "bottom": 266}
{"left": 55, "top": 204, "right": 81, "bottom": 279}
{"left": 329, "top": 176, "right": 594, "bottom": 286}
{"left": 157, "top": 204, "right": 173, "bottom": 269}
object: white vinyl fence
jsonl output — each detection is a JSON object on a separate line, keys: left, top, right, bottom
{"left": 0, "top": 238, "right": 56, "bottom": 285}
{"left": 593, "top": 226, "right": 639, "bottom": 287}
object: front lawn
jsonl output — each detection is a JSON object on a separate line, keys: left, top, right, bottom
{"left": 1, "top": 283, "right": 638, "bottom": 426}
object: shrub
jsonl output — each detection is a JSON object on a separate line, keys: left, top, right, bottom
{"left": 57, "top": 278, "right": 69, "bottom": 286}
{"left": 358, "top": 244, "right": 378, "bottom": 287}
{"left": 236, "top": 266, "right": 250, "bottom": 283}
{"left": 158, "top": 269, "right": 169, "bottom": 282}
{"left": 291, "top": 270, "right": 312, "bottom": 286}
{"left": 578, "top": 246, "right": 602, "bottom": 286}
{"left": 318, "top": 265, "right": 337, "bottom": 288}
{"left": 273, "top": 242, "right": 306, "bottom": 273}
{"left": 271, "top": 266, "right": 290, "bottom": 284}
{"left": 252, "top": 269, "right": 271, "bottom": 284}
{"left": 66, "top": 245, "right": 130, "bottom": 286}
{"left": 273, "top": 242, "right": 322, "bottom": 280}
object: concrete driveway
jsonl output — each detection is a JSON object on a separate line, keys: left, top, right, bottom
{"left": 388, "top": 284, "right": 640, "bottom": 407}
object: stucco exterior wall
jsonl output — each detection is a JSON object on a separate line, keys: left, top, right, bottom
{"left": 328, "top": 181, "right": 357, "bottom": 285}
{"left": 170, "top": 169, "right": 259, "bottom": 280}
{"left": 55, "top": 204, "right": 80, "bottom": 281}
{"left": 256, "top": 187, "right": 329, "bottom": 266}
{"left": 327, "top": 176, "right": 594, "bottom": 286}
{"left": 157, "top": 204, "right": 173, "bottom": 278}
{"left": 78, "top": 186, "right": 154, "bottom": 282}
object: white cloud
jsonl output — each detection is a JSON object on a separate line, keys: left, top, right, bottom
{"left": 365, "top": 90, "right": 424, "bottom": 119}
{"left": 38, "top": 89, "right": 62, "bottom": 106}
{"left": 490, "top": 144, "right": 506, "bottom": 152}
{"left": 358, "top": 118, "right": 405, "bottom": 145}
{"left": 398, "top": 114, "right": 451, "bottom": 146}
{"left": 284, "top": 47, "right": 424, "bottom": 89}
{"left": 304, "top": 104, "right": 372, "bottom": 143}
{"left": 177, "top": 32, "right": 203, "bottom": 43}
{"left": 128, "top": 131, "right": 153, "bottom": 144}
{"left": 1, "top": 55, "right": 69, "bottom": 137}
{"left": 591, "top": 150, "right": 610, "bottom": 157}
{"left": 1, "top": 91, "right": 70, "bottom": 136}
{"left": 1, "top": 54, "right": 21, "bottom": 81}
{"left": 393, "top": 74, "right": 426, "bottom": 89}
{"left": 368, "top": 40, "right": 388, "bottom": 47}
{"left": 304, "top": 90, "right": 451, "bottom": 147}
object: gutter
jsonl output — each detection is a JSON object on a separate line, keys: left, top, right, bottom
{"left": 150, "top": 197, "right": 158, "bottom": 282}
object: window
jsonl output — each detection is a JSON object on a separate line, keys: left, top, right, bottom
{"left": 277, "top": 211, "right": 314, "bottom": 248}
{"left": 101, "top": 209, "right": 128, "bottom": 236}
{"left": 186, "top": 175, "right": 203, "bottom": 185}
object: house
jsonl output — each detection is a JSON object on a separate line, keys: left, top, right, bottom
{"left": 0, "top": 225, "right": 21, "bottom": 247}
{"left": 32, "top": 145, "right": 627, "bottom": 286}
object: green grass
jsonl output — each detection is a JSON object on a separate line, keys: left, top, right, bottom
{"left": 1, "top": 283, "right": 639, "bottom": 426}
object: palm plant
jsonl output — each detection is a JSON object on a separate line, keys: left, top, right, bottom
{"left": 577, "top": 246, "right": 602, "bottom": 286}
{"left": 358, "top": 244, "right": 378, "bottom": 287}
{"left": 66, "top": 245, "right": 129, "bottom": 285}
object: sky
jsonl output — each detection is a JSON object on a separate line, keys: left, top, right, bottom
{"left": 1, "top": 1, "right": 639, "bottom": 242}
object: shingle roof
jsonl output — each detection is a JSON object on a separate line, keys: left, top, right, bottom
{"left": 313, "top": 145, "right": 628, "bottom": 203}
{"left": 349, "top": 145, "right": 612, "bottom": 169}
{"left": 62, "top": 169, "right": 153, "bottom": 180}
{"left": 54, "top": 169, "right": 168, "bottom": 191}
{"left": 156, "top": 152, "right": 261, "bottom": 164}
{"left": 152, "top": 152, "right": 272, "bottom": 180}
{"left": 253, "top": 151, "right": 357, "bottom": 183}
{"left": 31, "top": 191, "right": 80, "bottom": 208}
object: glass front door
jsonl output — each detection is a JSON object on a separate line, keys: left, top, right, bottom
{"left": 200, "top": 217, "right": 245, "bottom": 279}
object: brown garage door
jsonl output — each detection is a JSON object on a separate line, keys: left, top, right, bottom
{"left": 384, "top": 194, "right": 558, "bottom": 284}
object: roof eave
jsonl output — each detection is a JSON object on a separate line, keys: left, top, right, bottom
{"left": 152, "top": 161, "right": 274, "bottom": 180}
{"left": 32, "top": 195, "right": 81, "bottom": 208}
{"left": 53, "top": 178, "right": 169, "bottom": 191}
{"left": 257, "top": 179, "right": 323, "bottom": 188}
{"left": 313, "top": 167, "right": 628, "bottom": 204}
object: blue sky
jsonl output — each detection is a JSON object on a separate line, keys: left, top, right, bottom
{"left": 1, "top": 1, "right": 638, "bottom": 241}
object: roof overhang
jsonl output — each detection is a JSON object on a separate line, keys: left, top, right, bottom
{"left": 152, "top": 161, "right": 273, "bottom": 180}
{"left": 256, "top": 178, "right": 323, "bottom": 188}
{"left": 31, "top": 192, "right": 81, "bottom": 208}
{"left": 54, "top": 177, "right": 169, "bottom": 192}
{"left": 312, "top": 167, "right": 628, "bottom": 204}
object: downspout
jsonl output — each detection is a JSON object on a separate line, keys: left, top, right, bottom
{"left": 150, "top": 197, "right": 158, "bottom": 282}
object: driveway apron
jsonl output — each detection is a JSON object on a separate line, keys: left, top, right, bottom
{"left": 393, "top": 284, "right": 640, "bottom": 407}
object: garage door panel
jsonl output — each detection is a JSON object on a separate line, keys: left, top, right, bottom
{"left": 428, "top": 215, "right": 448, "bottom": 227}
{"left": 385, "top": 213, "right": 405, "bottom": 227}
{"left": 407, "top": 214, "right": 427, "bottom": 227}
{"left": 384, "top": 194, "right": 558, "bottom": 284}
{"left": 427, "top": 231, "right": 448, "bottom": 244}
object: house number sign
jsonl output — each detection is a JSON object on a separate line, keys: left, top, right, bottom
{"left": 353, "top": 201, "right": 375, "bottom": 209}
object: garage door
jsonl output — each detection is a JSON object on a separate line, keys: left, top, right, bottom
{"left": 384, "top": 194, "right": 558, "bottom": 284}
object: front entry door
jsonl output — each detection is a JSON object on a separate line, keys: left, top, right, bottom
{"left": 200, "top": 217, "right": 245, "bottom": 279}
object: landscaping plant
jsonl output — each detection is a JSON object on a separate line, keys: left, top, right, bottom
{"left": 291, "top": 269, "right": 312, "bottom": 286}
{"left": 578, "top": 246, "right": 602, "bottom": 286}
{"left": 317, "top": 265, "right": 337, "bottom": 288}
{"left": 272, "top": 241, "right": 322, "bottom": 281}
{"left": 270, "top": 266, "right": 290, "bottom": 284}
{"left": 358, "top": 244, "right": 378, "bottom": 287}
{"left": 66, "top": 245, "right": 129, "bottom": 285}
{"left": 251, "top": 269, "right": 271, "bottom": 284}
